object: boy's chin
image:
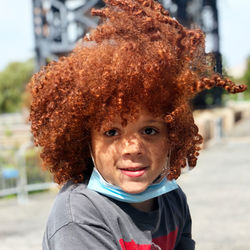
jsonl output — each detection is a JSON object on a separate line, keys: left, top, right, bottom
{"left": 120, "top": 183, "right": 148, "bottom": 194}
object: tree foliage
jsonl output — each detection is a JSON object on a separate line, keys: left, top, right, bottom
{"left": 242, "top": 56, "right": 250, "bottom": 91}
{"left": 0, "top": 59, "right": 34, "bottom": 113}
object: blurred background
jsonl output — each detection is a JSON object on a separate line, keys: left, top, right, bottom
{"left": 0, "top": 0, "right": 250, "bottom": 250}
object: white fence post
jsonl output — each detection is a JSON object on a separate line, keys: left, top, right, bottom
{"left": 16, "top": 141, "right": 33, "bottom": 204}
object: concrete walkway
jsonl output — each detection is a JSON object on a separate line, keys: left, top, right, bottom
{"left": 179, "top": 117, "right": 250, "bottom": 250}
{"left": 0, "top": 191, "right": 57, "bottom": 250}
{"left": 0, "top": 118, "right": 250, "bottom": 250}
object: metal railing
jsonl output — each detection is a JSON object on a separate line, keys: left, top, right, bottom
{"left": 0, "top": 182, "right": 57, "bottom": 197}
{"left": 0, "top": 129, "right": 56, "bottom": 202}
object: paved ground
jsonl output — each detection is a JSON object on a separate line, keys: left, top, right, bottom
{"left": 179, "top": 117, "right": 250, "bottom": 250}
{"left": 0, "top": 117, "right": 250, "bottom": 250}
{"left": 0, "top": 191, "right": 57, "bottom": 250}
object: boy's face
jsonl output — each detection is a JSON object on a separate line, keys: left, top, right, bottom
{"left": 91, "top": 109, "right": 170, "bottom": 194}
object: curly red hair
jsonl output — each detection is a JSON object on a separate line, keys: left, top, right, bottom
{"left": 29, "top": 0, "right": 247, "bottom": 184}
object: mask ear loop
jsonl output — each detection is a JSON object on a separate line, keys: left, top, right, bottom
{"left": 181, "top": 157, "right": 193, "bottom": 174}
{"left": 88, "top": 143, "right": 97, "bottom": 169}
{"left": 153, "top": 149, "right": 171, "bottom": 184}
{"left": 162, "top": 149, "right": 171, "bottom": 177}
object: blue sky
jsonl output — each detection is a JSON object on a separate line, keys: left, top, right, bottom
{"left": 0, "top": 0, "right": 34, "bottom": 70}
{"left": 218, "top": 0, "right": 250, "bottom": 71}
{"left": 0, "top": 0, "right": 250, "bottom": 73}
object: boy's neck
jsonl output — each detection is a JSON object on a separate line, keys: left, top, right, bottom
{"left": 130, "top": 198, "right": 158, "bottom": 212}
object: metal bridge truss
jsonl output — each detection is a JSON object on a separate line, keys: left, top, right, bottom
{"left": 160, "top": 0, "right": 222, "bottom": 107}
{"left": 32, "top": 0, "right": 222, "bottom": 107}
{"left": 32, "top": 0, "right": 105, "bottom": 69}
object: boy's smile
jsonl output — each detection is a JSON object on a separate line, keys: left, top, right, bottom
{"left": 91, "top": 109, "right": 170, "bottom": 194}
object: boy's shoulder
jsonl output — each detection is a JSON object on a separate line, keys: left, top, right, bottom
{"left": 168, "top": 184, "right": 188, "bottom": 201}
{"left": 45, "top": 181, "right": 188, "bottom": 239}
{"left": 46, "top": 181, "right": 108, "bottom": 239}
{"left": 161, "top": 184, "right": 189, "bottom": 216}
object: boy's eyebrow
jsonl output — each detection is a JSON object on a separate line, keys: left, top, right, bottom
{"left": 100, "top": 119, "right": 165, "bottom": 128}
{"left": 143, "top": 119, "right": 165, "bottom": 124}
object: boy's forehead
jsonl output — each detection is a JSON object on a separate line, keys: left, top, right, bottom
{"left": 98, "top": 108, "right": 166, "bottom": 130}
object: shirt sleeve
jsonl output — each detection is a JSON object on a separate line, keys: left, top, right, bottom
{"left": 42, "top": 186, "right": 119, "bottom": 250}
{"left": 174, "top": 215, "right": 195, "bottom": 250}
{"left": 43, "top": 221, "right": 118, "bottom": 250}
{"left": 174, "top": 190, "right": 195, "bottom": 250}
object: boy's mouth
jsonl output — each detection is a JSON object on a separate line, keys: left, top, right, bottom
{"left": 119, "top": 166, "right": 148, "bottom": 177}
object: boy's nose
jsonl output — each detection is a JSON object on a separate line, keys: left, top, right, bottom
{"left": 121, "top": 136, "right": 144, "bottom": 156}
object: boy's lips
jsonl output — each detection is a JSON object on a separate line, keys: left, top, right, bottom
{"left": 119, "top": 166, "right": 148, "bottom": 178}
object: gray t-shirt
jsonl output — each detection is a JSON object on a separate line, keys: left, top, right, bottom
{"left": 43, "top": 181, "right": 195, "bottom": 250}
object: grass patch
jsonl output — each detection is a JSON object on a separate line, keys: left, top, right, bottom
{"left": 0, "top": 194, "right": 17, "bottom": 200}
{"left": 0, "top": 189, "right": 52, "bottom": 200}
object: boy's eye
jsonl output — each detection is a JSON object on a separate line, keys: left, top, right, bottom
{"left": 104, "top": 129, "right": 119, "bottom": 137}
{"left": 142, "top": 127, "right": 158, "bottom": 135}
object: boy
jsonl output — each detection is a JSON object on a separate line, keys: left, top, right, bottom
{"left": 29, "top": 0, "right": 246, "bottom": 249}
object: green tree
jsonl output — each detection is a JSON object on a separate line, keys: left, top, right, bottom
{"left": 242, "top": 56, "right": 250, "bottom": 91}
{"left": 0, "top": 59, "right": 34, "bottom": 113}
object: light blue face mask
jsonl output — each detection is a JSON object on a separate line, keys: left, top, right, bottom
{"left": 87, "top": 168, "right": 179, "bottom": 203}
